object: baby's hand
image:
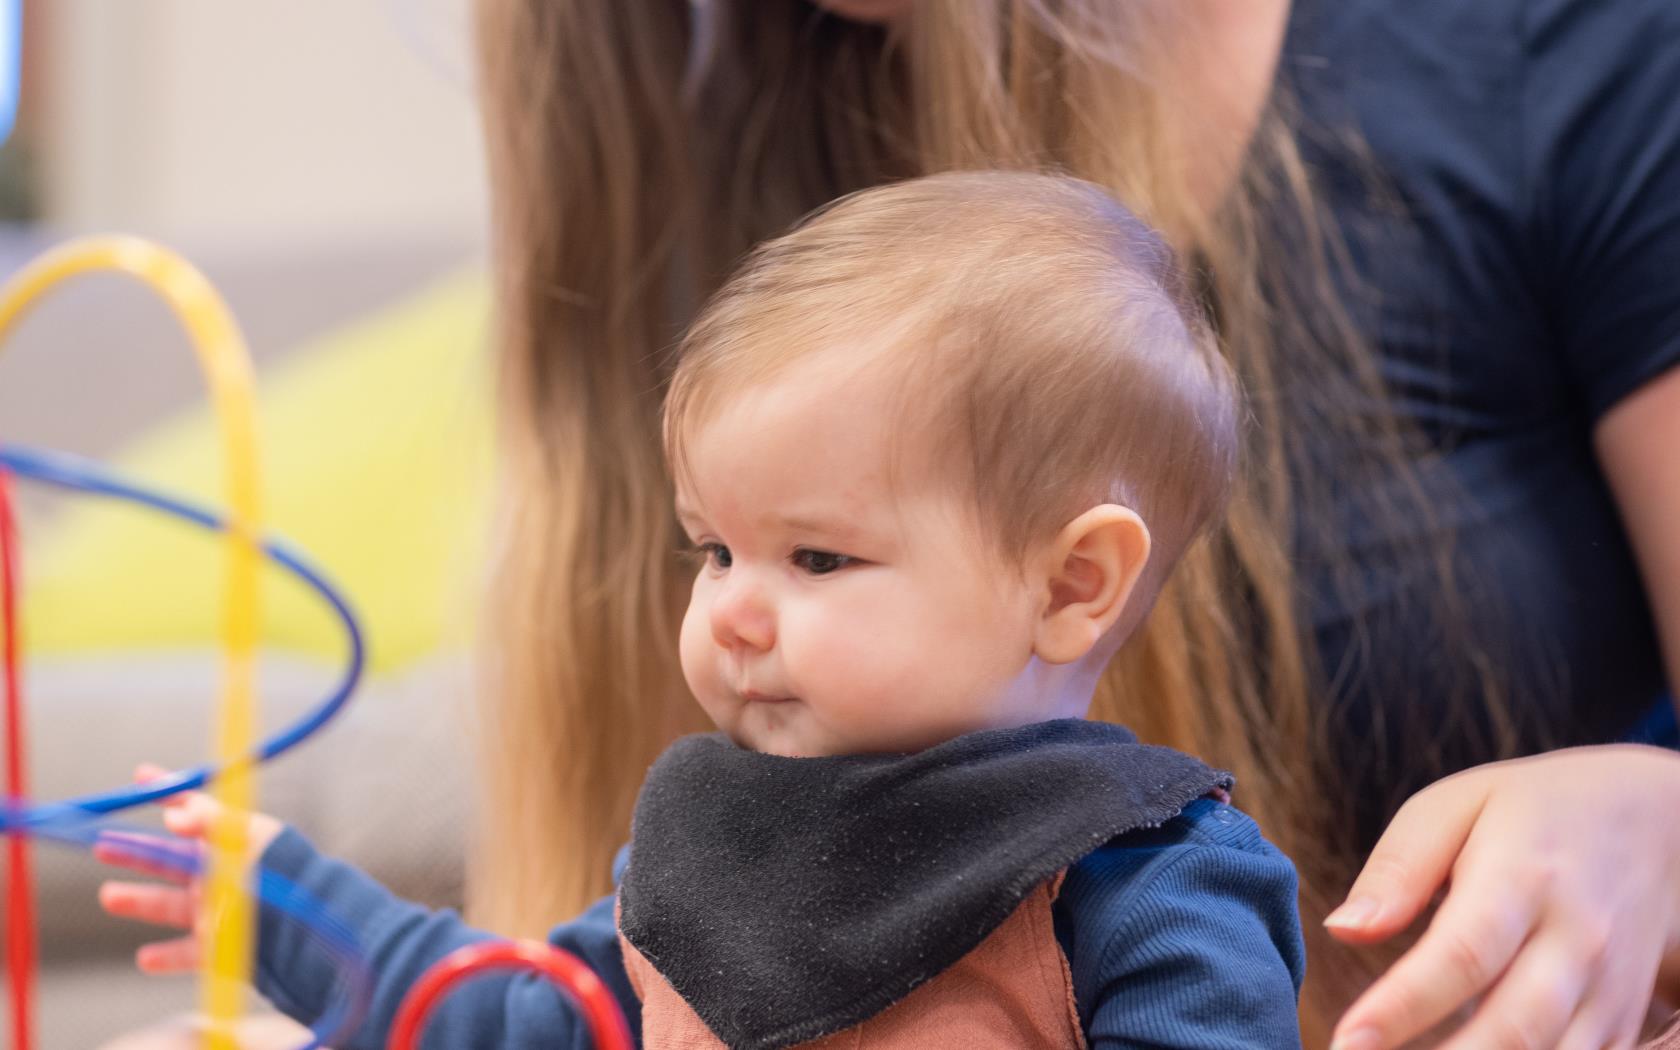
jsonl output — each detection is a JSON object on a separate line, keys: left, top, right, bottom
{"left": 94, "top": 764, "right": 284, "bottom": 975}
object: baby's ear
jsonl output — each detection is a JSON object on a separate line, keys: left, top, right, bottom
{"left": 1033, "top": 505, "right": 1151, "bottom": 665}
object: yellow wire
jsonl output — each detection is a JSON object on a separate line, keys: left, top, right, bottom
{"left": 0, "top": 236, "right": 261, "bottom": 1049}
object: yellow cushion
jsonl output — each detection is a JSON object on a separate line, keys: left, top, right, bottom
{"left": 20, "top": 271, "right": 492, "bottom": 675}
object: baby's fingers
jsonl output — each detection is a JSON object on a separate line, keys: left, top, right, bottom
{"left": 159, "top": 798, "right": 220, "bottom": 840}
{"left": 135, "top": 936, "right": 202, "bottom": 976}
{"left": 99, "top": 880, "right": 196, "bottom": 930}
{"left": 1332, "top": 866, "right": 1541, "bottom": 1049}
{"left": 134, "top": 763, "right": 288, "bottom": 859}
{"left": 133, "top": 764, "right": 218, "bottom": 831}
{"left": 93, "top": 831, "right": 198, "bottom": 884}
{"left": 135, "top": 763, "right": 190, "bottom": 810}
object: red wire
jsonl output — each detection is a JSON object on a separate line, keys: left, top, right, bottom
{"left": 0, "top": 469, "right": 36, "bottom": 1050}
{"left": 387, "top": 940, "right": 634, "bottom": 1050}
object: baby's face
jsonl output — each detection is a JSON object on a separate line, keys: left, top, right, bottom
{"left": 675, "top": 354, "right": 1060, "bottom": 758}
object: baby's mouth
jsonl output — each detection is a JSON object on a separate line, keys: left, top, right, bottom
{"left": 739, "top": 688, "right": 796, "bottom": 705}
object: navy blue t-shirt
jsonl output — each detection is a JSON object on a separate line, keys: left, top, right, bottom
{"left": 1283, "top": 0, "right": 1680, "bottom": 841}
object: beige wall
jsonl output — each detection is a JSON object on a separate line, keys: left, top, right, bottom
{"left": 37, "top": 0, "right": 485, "bottom": 248}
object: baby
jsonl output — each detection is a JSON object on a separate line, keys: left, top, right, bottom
{"left": 100, "top": 171, "right": 1305, "bottom": 1048}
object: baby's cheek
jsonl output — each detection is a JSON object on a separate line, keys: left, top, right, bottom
{"left": 838, "top": 634, "right": 949, "bottom": 741}
{"left": 677, "top": 602, "right": 717, "bottom": 700}
{"left": 826, "top": 608, "right": 911, "bottom": 686}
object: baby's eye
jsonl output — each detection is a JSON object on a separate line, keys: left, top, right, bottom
{"left": 792, "top": 548, "right": 854, "bottom": 575}
{"left": 693, "top": 542, "right": 732, "bottom": 570}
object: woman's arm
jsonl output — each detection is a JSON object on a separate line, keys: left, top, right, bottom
{"left": 1323, "top": 1, "right": 1680, "bottom": 1043}
{"left": 1316, "top": 359, "right": 1680, "bottom": 1050}
{"left": 1596, "top": 364, "right": 1680, "bottom": 712}
{"left": 1597, "top": 363, "right": 1680, "bottom": 1008}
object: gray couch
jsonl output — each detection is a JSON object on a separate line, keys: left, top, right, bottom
{"left": 32, "top": 654, "right": 472, "bottom": 1048}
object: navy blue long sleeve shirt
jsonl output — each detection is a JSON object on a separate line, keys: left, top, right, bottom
{"left": 254, "top": 796, "right": 1303, "bottom": 1049}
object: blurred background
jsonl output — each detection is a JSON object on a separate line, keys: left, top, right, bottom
{"left": 2, "top": 0, "right": 487, "bottom": 455}
{"left": 1, "top": 2, "right": 492, "bottom": 1044}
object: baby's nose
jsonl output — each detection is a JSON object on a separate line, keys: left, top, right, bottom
{"left": 710, "top": 574, "right": 775, "bottom": 652}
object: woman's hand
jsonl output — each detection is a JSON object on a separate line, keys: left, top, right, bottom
{"left": 1327, "top": 745, "right": 1680, "bottom": 1050}
{"left": 94, "top": 764, "right": 284, "bottom": 975}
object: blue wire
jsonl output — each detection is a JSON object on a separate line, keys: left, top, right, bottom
{"left": 0, "top": 0, "right": 18, "bottom": 148}
{"left": 0, "top": 442, "right": 365, "bottom": 821}
{"left": 0, "top": 441, "right": 377, "bottom": 1047}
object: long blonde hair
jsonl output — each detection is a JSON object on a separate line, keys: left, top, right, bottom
{"left": 471, "top": 1, "right": 1502, "bottom": 1039}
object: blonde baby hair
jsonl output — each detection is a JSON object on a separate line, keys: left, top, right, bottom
{"left": 665, "top": 170, "right": 1238, "bottom": 599}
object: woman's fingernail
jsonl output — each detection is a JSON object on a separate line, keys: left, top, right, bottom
{"left": 1324, "top": 897, "right": 1380, "bottom": 929}
{"left": 1330, "top": 1028, "right": 1380, "bottom": 1050}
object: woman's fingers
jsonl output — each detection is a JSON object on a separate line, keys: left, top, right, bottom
{"left": 135, "top": 936, "right": 202, "bottom": 976}
{"left": 1555, "top": 998, "right": 1646, "bottom": 1050}
{"left": 1326, "top": 775, "right": 1491, "bottom": 943}
{"left": 1553, "top": 932, "right": 1666, "bottom": 1050}
{"left": 98, "top": 880, "right": 196, "bottom": 930}
{"left": 1431, "top": 925, "right": 1588, "bottom": 1050}
{"left": 1335, "top": 749, "right": 1680, "bottom": 1048}
{"left": 1332, "top": 854, "right": 1541, "bottom": 1049}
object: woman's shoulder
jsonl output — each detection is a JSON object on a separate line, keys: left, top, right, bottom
{"left": 1290, "top": 0, "right": 1680, "bottom": 411}
{"left": 1293, "top": 0, "right": 1677, "bottom": 59}
{"left": 1288, "top": 0, "right": 1680, "bottom": 141}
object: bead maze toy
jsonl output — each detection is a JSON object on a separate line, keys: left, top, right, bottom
{"left": 0, "top": 238, "right": 633, "bottom": 1050}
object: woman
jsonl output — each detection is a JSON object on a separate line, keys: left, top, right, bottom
{"left": 470, "top": 1, "right": 1680, "bottom": 1046}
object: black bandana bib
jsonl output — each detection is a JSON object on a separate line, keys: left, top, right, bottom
{"left": 619, "top": 719, "right": 1232, "bottom": 1049}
